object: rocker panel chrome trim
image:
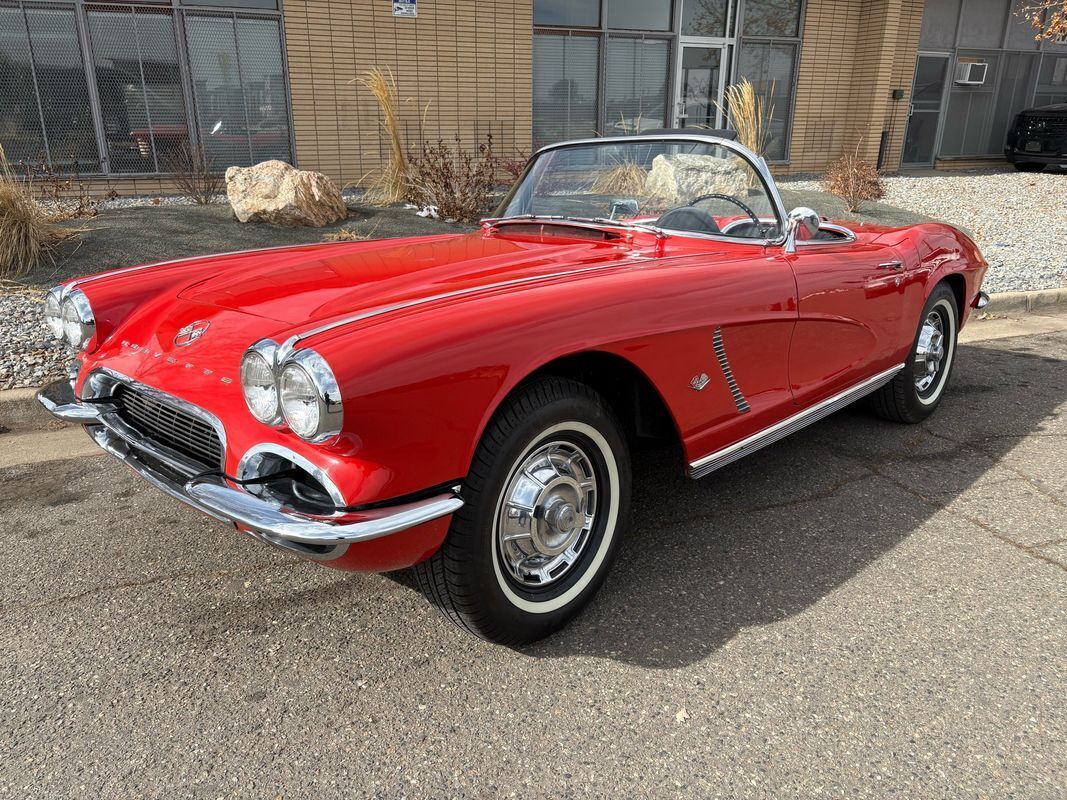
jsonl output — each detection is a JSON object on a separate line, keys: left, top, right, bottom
{"left": 688, "top": 364, "right": 904, "bottom": 479}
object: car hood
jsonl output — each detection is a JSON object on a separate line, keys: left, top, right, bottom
{"left": 175, "top": 232, "right": 639, "bottom": 325}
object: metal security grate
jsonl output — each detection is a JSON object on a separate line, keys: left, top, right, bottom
{"left": 0, "top": 1, "right": 292, "bottom": 176}
{"left": 0, "top": 0, "right": 100, "bottom": 171}
{"left": 87, "top": 4, "right": 188, "bottom": 174}
{"left": 114, "top": 384, "right": 223, "bottom": 472}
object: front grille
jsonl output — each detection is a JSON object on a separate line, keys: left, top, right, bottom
{"left": 113, "top": 384, "right": 223, "bottom": 472}
{"left": 1017, "top": 114, "right": 1067, "bottom": 148}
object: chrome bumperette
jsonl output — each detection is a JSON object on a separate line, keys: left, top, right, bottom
{"left": 688, "top": 364, "right": 904, "bottom": 479}
{"left": 36, "top": 378, "right": 463, "bottom": 561}
{"left": 975, "top": 291, "right": 990, "bottom": 309}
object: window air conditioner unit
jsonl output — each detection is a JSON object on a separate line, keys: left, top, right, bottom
{"left": 954, "top": 61, "right": 988, "bottom": 86}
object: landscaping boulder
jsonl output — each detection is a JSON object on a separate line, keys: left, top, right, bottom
{"left": 225, "top": 160, "right": 346, "bottom": 227}
{"left": 644, "top": 153, "right": 750, "bottom": 206}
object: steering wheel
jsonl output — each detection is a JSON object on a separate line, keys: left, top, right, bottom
{"left": 687, "top": 193, "right": 761, "bottom": 229}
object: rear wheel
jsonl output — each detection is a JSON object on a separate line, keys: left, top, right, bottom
{"left": 871, "top": 283, "right": 958, "bottom": 423}
{"left": 414, "top": 377, "right": 630, "bottom": 645}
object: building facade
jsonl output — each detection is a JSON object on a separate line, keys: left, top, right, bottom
{"left": 1, "top": 0, "right": 1065, "bottom": 195}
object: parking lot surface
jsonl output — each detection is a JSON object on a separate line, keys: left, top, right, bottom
{"left": 1, "top": 328, "right": 1064, "bottom": 799}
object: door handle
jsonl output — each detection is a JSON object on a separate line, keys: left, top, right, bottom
{"left": 877, "top": 260, "right": 904, "bottom": 270}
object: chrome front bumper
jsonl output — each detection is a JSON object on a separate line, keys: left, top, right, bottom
{"left": 36, "top": 380, "right": 463, "bottom": 560}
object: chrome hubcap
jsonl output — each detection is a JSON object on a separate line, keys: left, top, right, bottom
{"left": 497, "top": 440, "right": 597, "bottom": 588}
{"left": 914, "top": 311, "right": 946, "bottom": 394}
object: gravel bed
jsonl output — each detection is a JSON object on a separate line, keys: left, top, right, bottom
{"left": 48, "top": 188, "right": 369, "bottom": 214}
{"left": 0, "top": 292, "right": 69, "bottom": 390}
{"left": 781, "top": 170, "right": 1067, "bottom": 293}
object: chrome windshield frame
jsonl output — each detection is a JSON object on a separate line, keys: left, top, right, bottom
{"left": 490, "top": 134, "right": 789, "bottom": 248}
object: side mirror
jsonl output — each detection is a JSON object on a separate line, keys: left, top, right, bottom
{"left": 784, "top": 207, "right": 820, "bottom": 254}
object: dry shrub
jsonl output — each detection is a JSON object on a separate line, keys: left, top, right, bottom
{"left": 323, "top": 222, "right": 376, "bottom": 242}
{"left": 716, "top": 79, "right": 772, "bottom": 156}
{"left": 0, "top": 145, "right": 79, "bottom": 279}
{"left": 590, "top": 161, "right": 647, "bottom": 195}
{"left": 407, "top": 134, "right": 497, "bottom": 222}
{"left": 823, "top": 145, "right": 884, "bottom": 212}
{"left": 355, "top": 68, "right": 411, "bottom": 205}
{"left": 19, "top": 158, "right": 110, "bottom": 219}
{"left": 161, "top": 142, "right": 223, "bottom": 205}
{"left": 491, "top": 148, "right": 530, "bottom": 181}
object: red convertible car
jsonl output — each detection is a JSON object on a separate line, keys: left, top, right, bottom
{"left": 38, "top": 133, "right": 988, "bottom": 644}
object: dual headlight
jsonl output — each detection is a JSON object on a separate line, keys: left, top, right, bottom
{"left": 44, "top": 287, "right": 96, "bottom": 350}
{"left": 240, "top": 341, "right": 343, "bottom": 443}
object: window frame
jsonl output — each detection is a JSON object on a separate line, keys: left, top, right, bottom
{"left": 533, "top": 0, "right": 805, "bottom": 164}
{"left": 0, "top": 0, "right": 294, "bottom": 177}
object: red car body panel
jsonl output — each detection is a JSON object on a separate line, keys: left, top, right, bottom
{"left": 68, "top": 217, "right": 987, "bottom": 572}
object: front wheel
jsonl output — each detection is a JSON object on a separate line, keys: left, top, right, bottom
{"left": 1013, "top": 162, "right": 1044, "bottom": 173}
{"left": 414, "top": 377, "right": 631, "bottom": 645}
{"left": 871, "top": 282, "right": 959, "bottom": 423}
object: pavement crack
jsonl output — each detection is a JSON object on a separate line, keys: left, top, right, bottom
{"left": 852, "top": 455, "right": 1067, "bottom": 574}
{"left": 0, "top": 561, "right": 301, "bottom": 616}
{"left": 921, "top": 427, "right": 1067, "bottom": 511}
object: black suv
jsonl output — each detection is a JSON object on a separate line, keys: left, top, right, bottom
{"left": 1005, "top": 103, "right": 1067, "bottom": 172}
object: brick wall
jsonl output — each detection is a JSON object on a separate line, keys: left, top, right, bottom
{"left": 788, "top": 0, "right": 923, "bottom": 175}
{"left": 282, "top": 0, "right": 533, "bottom": 188}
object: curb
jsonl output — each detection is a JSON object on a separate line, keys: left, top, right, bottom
{"left": 1, "top": 288, "right": 1064, "bottom": 433}
{"left": 982, "top": 287, "right": 1067, "bottom": 315}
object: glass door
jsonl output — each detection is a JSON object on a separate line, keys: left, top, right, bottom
{"left": 675, "top": 43, "right": 728, "bottom": 128}
{"left": 902, "top": 54, "right": 950, "bottom": 167}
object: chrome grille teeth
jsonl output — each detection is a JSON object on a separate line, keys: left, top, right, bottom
{"left": 114, "top": 385, "right": 223, "bottom": 470}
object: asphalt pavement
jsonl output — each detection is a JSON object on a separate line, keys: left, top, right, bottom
{"left": 1, "top": 324, "right": 1064, "bottom": 799}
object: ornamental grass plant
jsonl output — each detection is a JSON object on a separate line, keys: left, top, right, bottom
{"left": 0, "top": 145, "right": 78, "bottom": 280}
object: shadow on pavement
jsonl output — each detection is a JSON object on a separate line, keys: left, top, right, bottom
{"left": 523, "top": 335, "right": 1066, "bottom": 668}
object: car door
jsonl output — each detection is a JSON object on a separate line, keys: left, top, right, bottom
{"left": 785, "top": 231, "right": 908, "bottom": 406}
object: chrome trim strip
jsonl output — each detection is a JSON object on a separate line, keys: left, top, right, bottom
{"left": 796, "top": 222, "right": 858, "bottom": 246}
{"left": 688, "top": 364, "right": 904, "bottom": 479}
{"left": 712, "top": 327, "right": 750, "bottom": 414}
{"left": 285, "top": 262, "right": 631, "bottom": 347}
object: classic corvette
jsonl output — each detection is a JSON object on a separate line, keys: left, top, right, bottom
{"left": 38, "top": 132, "right": 989, "bottom": 645}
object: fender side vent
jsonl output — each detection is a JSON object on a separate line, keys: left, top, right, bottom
{"left": 713, "top": 327, "right": 750, "bottom": 414}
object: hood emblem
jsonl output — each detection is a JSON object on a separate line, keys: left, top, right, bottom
{"left": 174, "top": 320, "right": 211, "bottom": 348}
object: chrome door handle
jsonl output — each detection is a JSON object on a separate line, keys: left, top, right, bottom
{"left": 877, "top": 260, "right": 904, "bottom": 270}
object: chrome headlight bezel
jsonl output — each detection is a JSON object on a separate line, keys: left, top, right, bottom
{"left": 278, "top": 349, "right": 343, "bottom": 444}
{"left": 59, "top": 288, "right": 96, "bottom": 350}
{"left": 240, "top": 340, "right": 282, "bottom": 426}
{"left": 239, "top": 340, "right": 343, "bottom": 444}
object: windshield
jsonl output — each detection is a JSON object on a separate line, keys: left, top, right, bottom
{"left": 494, "top": 139, "right": 783, "bottom": 240}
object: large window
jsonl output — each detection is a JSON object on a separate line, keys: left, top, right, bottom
{"left": 0, "top": 0, "right": 291, "bottom": 176}
{"left": 533, "top": 33, "right": 600, "bottom": 143}
{"left": 606, "top": 38, "right": 670, "bottom": 133}
{"left": 737, "top": 0, "right": 800, "bottom": 161}
{"left": 0, "top": 3, "right": 98, "bottom": 170}
{"left": 534, "top": 0, "right": 802, "bottom": 162}
{"left": 88, "top": 5, "right": 187, "bottom": 173}
{"left": 737, "top": 42, "right": 797, "bottom": 160}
